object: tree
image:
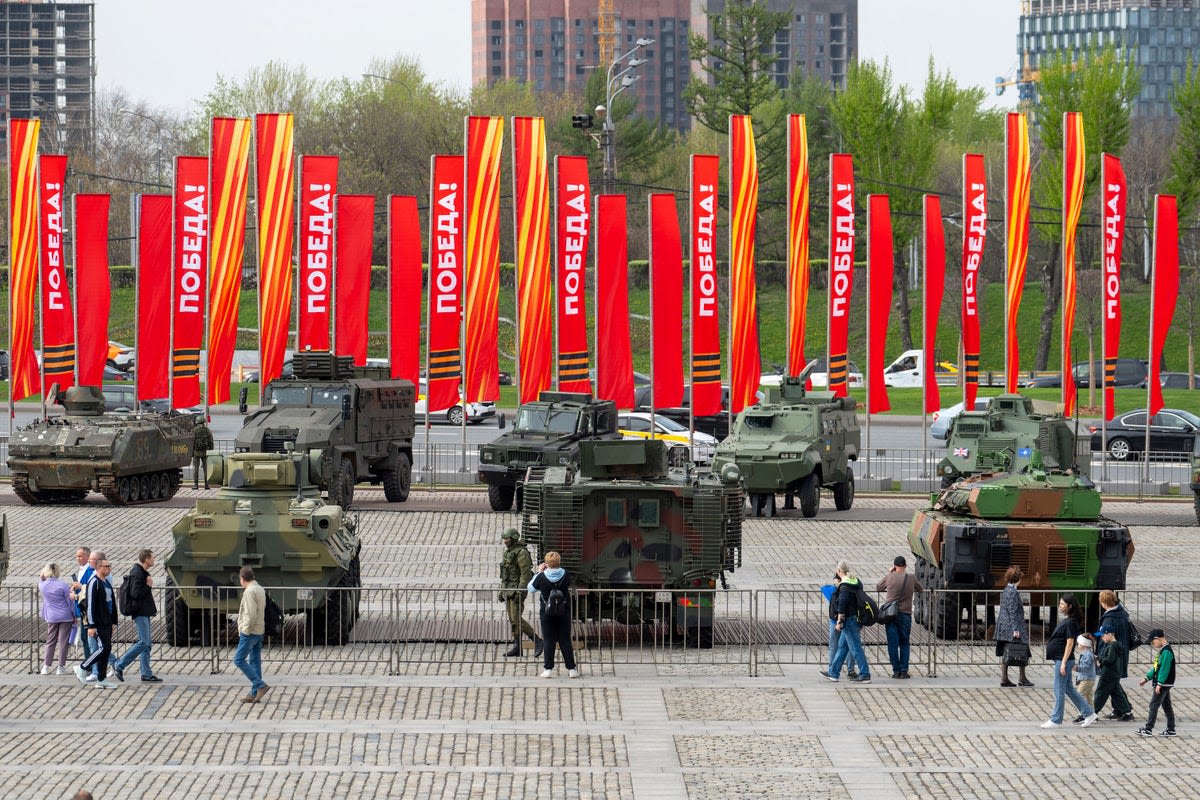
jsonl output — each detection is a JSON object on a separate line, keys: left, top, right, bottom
{"left": 1165, "top": 57, "right": 1200, "bottom": 222}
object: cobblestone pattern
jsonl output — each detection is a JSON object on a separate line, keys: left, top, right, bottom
{"left": 675, "top": 734, "right": 830, "bottom": 768}
{"left": 894, "top": 772, "right": 1200, "bottom": 799}
{"left": 871, "top": 733, "right": 1197, "bottom": 770}
{"left": 664, "top": 687, "right": 807, "bottom": 721}
{"left": 683, "top": 773, "right": 846, "bottom": 800}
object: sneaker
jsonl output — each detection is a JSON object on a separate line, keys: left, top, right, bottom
{"left": 94, "top": 680, "right": 118, "bottom": 689}
{"left": 539, "top": 669, "right": 553, "bottom": 678}
{"left": 568, "top": 669, "right": 580, "bottom": 679}
{"left": 55, "top": 667, "right": 67, "bottom": 676}
{"left": 819, "top": 670, "right": 838, "bottom": 683}
{"left": 847, "top": 669, "right": 858, "bottom": 679}
{"left": 240, "top": 694, "right": 258, "bottom": 704}
{"left": 1080, "top": 713, "right": 1099, "bottom": 728}
{"left": 1072, "top": 715, "right": 1085, "bottom": 724}
{"left": 1161, "top": 730, "right": 1177, "bottom": 737}
{"left": 1136, "top": 727, "right": 1154, "bottom": 736}
{"left": 73, "top": 666, "right": 87, "bottom": 684}
{"left": 850, "top": 674, "right": 871, "bottom": 683}
{"left": 1040, "top": 720, "right": 1062, "bottom": 728}
{"left": 892, "top": 672, "right": 902, "bottom": 679}
{"left": 85, "top": 674, "right": 97, "bottom": 683}
{"left": 1104, "top": 712, "right": 1123, "bottom": 720}
{"left": 1018, "top": 679, "right": 1035, "bottom": 687}
{"left": 899, "top": 671, "right": 911, "bottom": 679}
{"left": 141, "top": 675, "right": 163, "bottom": 683}
{"left": 112, "top": 665, "right": 125, "bottom": 683}
{"left": 40, "top": 665, "right": 51, "bottom": 675}
{"left": 1120, "top": 713, "right": 1135, "bottom": 722}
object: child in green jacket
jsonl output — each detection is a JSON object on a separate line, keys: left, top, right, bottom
{"left": 1136, "top": 628, "right": 1176, "bottom": 737}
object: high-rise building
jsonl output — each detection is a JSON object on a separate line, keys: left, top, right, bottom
{"left": 0, "top": 0, "right": 95, "bottom": 154}
{"left": 471, "top": 0, "right": 857, "bottom": 131}
{"left": 1018, "top": 0, "right": 1199, "bottom": 118}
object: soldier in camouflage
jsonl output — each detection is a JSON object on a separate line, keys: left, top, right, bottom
{"left": 499, "top": 528, "right": 543, "bottom": 657}
{"left": 191, "top": 419, "right": 214, "bottom": 490}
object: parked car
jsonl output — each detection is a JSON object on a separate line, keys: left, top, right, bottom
{"left": 415, "top": 381, "right": 496, "bottom": 425}
{"left": 929, "top": 397, "right": 992, "bottom": 441}
{"left": 0, "top": 348, "right": 9, "bottom": 380}
{"left": 633, "top": 384, "right": 761, "bottom": 440}
{"left": 1021, "top": 373, "right": 1062, "bottom": 388}
{"left": 497, "top": 371, "right": 513, "bottom": 386}
{"left": 1071, "top": 358, "right": 1147, "bottom": 388}
{"left": 616, "top": 411, "right": 718, "bottom": 463}
{"left": 1089, "top": 408, "right": 1200, "bottom": 460}
{"left": 107, "top": 341, "right": 135, "bottom": 371}
{"left": 103, "top": 364, "right": 132, "bottom": 381}
{"left": 1156, "top": 372, "right": 1200, "bottom": 390}
{"left": 801, "top": 357, "right": 864, "bottom": 389}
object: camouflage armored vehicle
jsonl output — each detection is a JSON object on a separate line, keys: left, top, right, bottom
{"left": 164, "top": 449, "right": 362, "bottom": 646}
{"left": 478, "top": 391, "right": 622, "bottom": 511}
{"left": 909, "top": 453, "right": 1134, "bottom": 639}
{"left": 938, "top": 393, "right": 1080, "bottom": 488}
{"left": 6, "top": 385, "right": 194, "bottom": 506}
{"left": 521, "top": 438, "right": 743, "bottom": 647}
{"left": 235, "top": 351, "right": 415, "bottom": 509}
{"left": 710, "top": 376, "right": 859, "bottom": 518}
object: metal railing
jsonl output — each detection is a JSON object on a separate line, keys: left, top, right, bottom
{"left": 8, "top": 585, "right": 1194, "bottom": 678}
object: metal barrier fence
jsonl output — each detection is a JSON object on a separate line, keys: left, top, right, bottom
{"left": 8, "top": 585, "right": 1193, "bottom": 678}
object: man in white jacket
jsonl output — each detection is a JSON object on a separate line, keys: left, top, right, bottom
{"left": 232, "top": 566, "right": 269, "bottom": 704}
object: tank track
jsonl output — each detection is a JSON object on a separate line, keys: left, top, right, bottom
{"left": 11, "top": 474, "right": 88, "bottom": 505}
{"left": 97, "top": 469, "right": 182, "bottom": 506}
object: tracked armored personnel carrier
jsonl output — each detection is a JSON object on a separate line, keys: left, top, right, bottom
{"left": 6, "top": 385, "right": 194, "bottom": 506}
{"left": 164, "top": 449, "right": 362, "bottom": 646}
{"left": 235, "top": 351, "right": 415, "bottom": 509}
{"left": 478, "top": 391, "right": 622, "bottom": 511}
{"left": 938, "top": 393, "right": 1080, "bottom": 488}
{"left": 520, "top": 438, "right": 743, "bottom": 647}
{"left": 711, "top": 376, "right": 859, "bottom": 518}
{"left": 909, "top": 453, "right": 1134, "bottom": 639}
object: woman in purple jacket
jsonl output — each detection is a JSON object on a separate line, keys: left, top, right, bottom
{"left": 39, "top": 563, "right": 77, "bottom": 674}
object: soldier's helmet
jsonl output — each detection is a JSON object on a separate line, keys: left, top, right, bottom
{"left": 501, "top": 528, "right": 519, "bottom": 542}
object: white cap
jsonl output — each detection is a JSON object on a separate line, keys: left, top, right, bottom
{"left": 1076, "top": 634, "right": 1092, "bottom": 647}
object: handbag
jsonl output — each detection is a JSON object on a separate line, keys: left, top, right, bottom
{"left": 875, "top": 574, "right": 909, "bottom": 624}
{"left": 1004, "top": 639, "right": 1031, "bottom": 667}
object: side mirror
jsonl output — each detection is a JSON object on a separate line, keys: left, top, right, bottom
{"left": 238, "top": 387, "right": 249, "bottom": 415}
{"left": 341, "top": 395, "right": 351, "bottom": 421}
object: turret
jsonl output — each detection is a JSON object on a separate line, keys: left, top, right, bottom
{"left": 59, "top": 385, "right": 105, "bottom": 416}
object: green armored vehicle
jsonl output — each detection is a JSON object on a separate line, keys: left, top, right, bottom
{"left": 7, "top": 385, "right": 194, "bottom": 505}
{"left": 478, "top": 391, "right": 622, "bottom": 511}
{"left": 521, "top": 438, "right": 743, "bottom": 647}
{"left": 909, "top": 453, "right": 1134, "bottom": 639}
{"left": 236, "top": 351, "right": 415, "bottom": 509}
{"left": 164, "top": 450, "right": 362, "bottom": 646}
{"left": 711, "top": 376, "right": 859, "bottom": 518}
{"left": 938, "top": 393, "right": 1079, "bottom": 488}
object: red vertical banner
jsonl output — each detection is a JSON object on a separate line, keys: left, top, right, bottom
{"left": 650, "top": 193, "right": 684, "bottom": 409}
{"left": 690, "top": 154, "right": 721, "bottom": 417}
{"left": 1101, "top": 154, "right": 1126, "bottom": 422}
{"left": 867, "top": 195, "right": 893, "bottom": 414}
{"left": 207, "top": 117, "right": 252, "bottom": 405}
{"left": 172, "top": 156, "right": 209, "bottom": 408}
{"left": 297, "top": 155, "right": 339, "bottom": 352}
{"left": 136, "top": 195, "right": 172, "bottom": 401}
{"left": 787, "top": 114, "right": 811, "bottom": 378}
{"left": 961, "top": 153, "right": 987, "bottom": 409}
{"left": 426, "top": 155, "right": 464, "bottom": 413}
{"left": 8, "top": 118, "right": 41, "bottom": 402}
{"left": 333, "top": 194, "right": 374, "bottom": 367}
{"left": 1148, "top": 195, "right": 1179, "bottom": 417}
{"left": 595, "top": 195, "right": 634, "bottom": 409}
{"left": 39, "top": 154, "right": 74, "bottom": 388}
{"left": 255, "top": 113, "right": 296, "bottom": 387}
{"left": 923, "top": 196, "right": 945, "bottom": 415}
{"left": 464, "top": 115, "right": 503, "bottom": 403}
{"left": 74, "top": 194, "right": 111, "bottom": 388}
{"left": 1004, "top": 113, "right": 1031, "bottom": 392}
{"left": 511, "top": 117, "right": 552, "bottom": 402}
{"left": 389, "top": 194, "right": 422, "bottom": 384}
{"left": 728, "top": 115, "right": 760, "bottom": 413}
{"left": 827, "top": 153, "right": 856, "bottom": 398}
{"left": 554, "top": 155, "right": 591, "bottom": 394}
{"left": 1061, "top": 112, "right": 1086, "bottom": 416}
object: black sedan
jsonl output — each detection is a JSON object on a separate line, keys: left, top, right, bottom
{"left": 1089, "top": 408, "right": 1200, "bottom": 460}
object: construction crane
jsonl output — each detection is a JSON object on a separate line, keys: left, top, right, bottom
{"left": 598, "top": 0, "right": 616, "bottom": 69}
{"left": 995, "top": 57, "right": 1040, "bottom": 102}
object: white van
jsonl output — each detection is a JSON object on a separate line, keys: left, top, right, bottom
{"left": 883, "top": 349, "right": 959, "bottom": 388}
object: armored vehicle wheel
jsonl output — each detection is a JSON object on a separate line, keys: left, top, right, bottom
{"left": 932, "top": 580, "right": 960, "bottom": 640}
{"left": 329, "top": 458, "right": 355, "bottom": 509}
{"left": 447, "top": 405, "right": 465, "bottom": 426}
{"left": 139, "top": 475, "right": 151, "bottom": 500}
{"left": 684, "top": 624, "right": 714, "bottom": 649}
{"left": 118, "top": 477, "right": 132, "bottom": 503}
{"left": 149, "top": 473, "right": 162, "bottom": 499}
{"left": 383, "top": 452, "right": 411, "bottom": 502}
{"left": 309, "top": 572, "right": 356, "bottom": 645}
{"left": 128, "top": 477, "right": 142, "bottom": 503}
{"left": 798, "top": 473, "right": 820, "bottom": 518}
{"left": 1107, "top": 437, "right": 1131, "bottom": 460}
{"left": 488, "top": 483, "right": 515, "bottom": 511}
{"left": 833, "top": 468, "right": 855, "bottom": 511}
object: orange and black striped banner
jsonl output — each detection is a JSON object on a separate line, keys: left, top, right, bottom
{"left": 255, "top": 113, "right": 296, "bottom": 388}
{"left": 1004, "top": 113, "right": 1031, "bottom": 392}
{"left": 512, "top": 117, "right": 552, "bottom": 403}
{"left": 787, "top": 114, "right": 811, "bottom": 379}
{"left": 39, "top": 154, "right": 74, "bottom": 389}
{"left": 690, "top": 154, "right": 721, "bottom": 417}
{"left": 8, "top": 118, "right": 41, "bottom": 402}
{"left": 207, "top": 117, "right": 252, "bottom": 405}
{"left": 1061, "top": 112, "right": 1085, "bottom": 417}
{"left": 464, "top": 116, "right": 503, "bottom": 403}
{"left": 728, "top": 115, "right": 760, "bottom": 414}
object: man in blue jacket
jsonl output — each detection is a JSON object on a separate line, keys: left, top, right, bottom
{"left": 76, "top": 556, "right": 118, "bottom": 688}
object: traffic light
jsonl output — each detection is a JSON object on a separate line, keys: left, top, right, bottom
{"left": 571, "top": 113, "right": 594, "bottom": 130}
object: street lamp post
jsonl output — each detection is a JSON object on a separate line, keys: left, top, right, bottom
{"left": 118, "top": 107, "right": 167, "bottom": 188}
{"left": 599, "top": 37, "right": 654, "bottom": 195}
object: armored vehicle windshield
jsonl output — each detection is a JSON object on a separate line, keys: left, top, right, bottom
{"left": 515, "top": 406, "right": 581, "bottom": 434}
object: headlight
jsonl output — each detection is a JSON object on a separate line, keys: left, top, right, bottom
{"left": 779, "top": 452, "right": 799, "bottom": 459}
{"left": 235, "top": 446, "right": 249, "bottom": 453}
{"left": 557, "top": 455, "right": 571, "bottom": 465}
{"left": 480, "top": 451, "right": 493, "bottom": 462}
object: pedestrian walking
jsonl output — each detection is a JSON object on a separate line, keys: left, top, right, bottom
{"left": 822, "top": 561, "right": 871, "bottom": 683}
{"left": 70, "top": 548, "right": 97, "bottom": 659}
{"left": 1097, "top": 589, "right": 1134, "bottom": 679}
{"left": 995, "top": 566, "right": 1032, "bottom": 688}
{"left": 112, "top": 549, "right": 162, "bottom": 683}
{"left": 498, "top": 528, "right": 543, "bottom": 658}
{"left": 528, "top": 551, "right": 578, "bottom": 678}
{"left": 76, "top": 555, "right": 118, "bottom": 688}
{"left": 192, "top": 419, "right": 214, "bottom": 489}
{"left": 876, "top": 555, "right": 921, "bottom": 679}
{"left": 1040, "top": 594, "right": 1097, "bottom": 728}
{"left": 233, "top": 566, "right": 270, "bottom": 704}
{"left": 38, "top": 563, "right": 76, "bottom": 675}
{"left": 1092, "top": 624, "right": 1134, "bottom": 721}
{"left": 822, "top": 574, "right": 857, "bottom": 680}
{"left": 1136, "top": 628, "right": 1176, "bottom": 737}
{"left": 1074, "top": 634, "right": 1097, "bottom": 714}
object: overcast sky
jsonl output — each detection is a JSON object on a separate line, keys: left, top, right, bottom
{"left": 97, "top": 0, "right": 1021, "bottom": 114}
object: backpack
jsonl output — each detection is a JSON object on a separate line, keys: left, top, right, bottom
{"left": 544, "top": 578, "right": 568, "bottom": 619}
{"left": 855, "top": 584, "right": 879, "bottom": 627}
{"left": 118, "top": 573, "right": 136, "bottom": 617}
{"left": 1127, "top": 620, "right": 1144, "bottom": 651}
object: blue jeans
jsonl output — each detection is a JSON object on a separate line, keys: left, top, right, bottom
{"left": 233, "top": 633, "right": 265, "bottom": 694}
{"left": 1050, "top": 658, "right": 1094, "bottom": 723}
{"left": 829, "top": 618, "right": 869, "bottom": 678}
{"left": 828, "top": 619, "right": 841, "bottom": 670}
{"left": 885, "top": 613, "right": 913, "bottom": 674}
{"left": 116, "top": 616, "right": 153, "bottom": 677}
